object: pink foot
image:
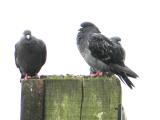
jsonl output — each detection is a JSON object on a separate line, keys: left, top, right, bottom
{"left": 90, "top": 71, "right": 104, "bottom": 77}
{"left": 24, "top": 74, "right": 28, "bottom": 80}
{"left": 20, "top": 74, "right": 28, "bottom": 82}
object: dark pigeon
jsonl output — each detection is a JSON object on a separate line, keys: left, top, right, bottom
{"left": 77, "top": 22, "right": 138, "bottom": 89}
{"left": 15, "top": 30, "right": 47, "bottom": 81}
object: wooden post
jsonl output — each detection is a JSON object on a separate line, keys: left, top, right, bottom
{"left": 20, "top": 76, "right": 124, "bottom": 120}
{"left": 21, "top": 80, "right": 44, "bottom": 120}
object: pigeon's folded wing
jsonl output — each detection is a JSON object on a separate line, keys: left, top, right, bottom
{"left": 15, "top": 43, "right": 19, "bottom": 68}
{"left": 38, "top": 40, "right": 47, "bottom": 66}
{"left": 88, "top": 33, "right": 113, "bottom": 64}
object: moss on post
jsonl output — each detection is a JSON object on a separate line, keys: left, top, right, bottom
{"left": 81, "top": 77, "right": 121, "bottom": 120}
{"left": 44, "top": 79, "right": 82, "bottom": 120}
{"left": 21, "top": 80, "right": 44, "bottom": 120}
{"left": 20, "top": 75, "right": 122, "bottom": 120}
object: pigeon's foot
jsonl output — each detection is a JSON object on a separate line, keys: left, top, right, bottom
{"left": 20, "top": 74, "right": 30, "bottom": 82}
{"left": 24, "top": 74, "right": 29, "bottom": 80}
{"left": 20, "top": 74, "right": 28, "bottom": 82}
{"left": 90, "top": 71, "right": 104, "bottom": 77}
{"left": 20, "top": 75, "right": 40, "bottom": 82}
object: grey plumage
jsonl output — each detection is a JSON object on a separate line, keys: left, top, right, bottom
{"left": 15, "top": 30, "right": 47, "bottom": 80}
{"left": 77, "top": 22, "right": 110, "bottom": 72}
{"left": 77, "top": 22, "right": 138, "bottom": 89}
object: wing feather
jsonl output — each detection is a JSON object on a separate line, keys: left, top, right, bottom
{"left": 88, "top": 33, "right": 113, "bottom": 64}
{"left": 37, "top": 40, "right": 47, "bottom": 66}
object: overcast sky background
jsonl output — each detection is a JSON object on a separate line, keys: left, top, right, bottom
{"left": 0, "top": 0, "right": 160, "bottom": 119}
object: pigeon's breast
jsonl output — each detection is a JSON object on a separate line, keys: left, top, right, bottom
{"left": 81, "top": 48, "right": 110, "bottom": 72}
{"left": 17, "top": 41, "right": 43, "bottom": 72}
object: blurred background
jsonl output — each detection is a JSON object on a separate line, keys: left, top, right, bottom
{"left": 0, "top": 0, "right": 160, "bottom": 119}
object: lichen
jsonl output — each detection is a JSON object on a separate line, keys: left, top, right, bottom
{"left": 39, "top": 74, "right": 119, "bottom": 81}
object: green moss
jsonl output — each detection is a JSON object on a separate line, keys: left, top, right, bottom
{"left": 81, "top": 77, "right": 121, "bottom": 120}
{"left": 44, "top": 79, "right": 82, "bottom": 120}
{"left": 21, "top": 75, "right": 122, "bottom": 120}
{"left": 41, "top": 74, "right": 118, "bottom": 81}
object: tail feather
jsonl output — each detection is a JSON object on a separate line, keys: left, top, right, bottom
{"left": 125, "top": 65, "right": 139, "bottom": 78}
{"left": 110, "top": 64, "right": 138, "bottom": 78}
{"left": 119, "top": 74, "right": 135, "bottom": 89}
{"left": 110, "top": 63, "right": 137, "bottom": 89}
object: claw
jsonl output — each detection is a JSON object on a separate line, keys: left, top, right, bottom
{"left": 90, "top": 71, "right": 104, "bottom": 77}
{"left": 24, "top": 74, "right": 28, "bottom": 80}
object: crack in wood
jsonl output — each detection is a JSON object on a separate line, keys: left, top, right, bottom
{"left": 80, "top": 79, "right": 84, "bottom": 120}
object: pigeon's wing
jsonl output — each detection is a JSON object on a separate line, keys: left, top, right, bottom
{"left": 109, "top": 43, "right": 125, "bottom": 65}
{"left": 38, "top": 40, "right": 47, "bottom": 66}
{"left": 14, "top": 43, "right": 19, "bottom": 68}
{"left": 88, "top": 33, "right": 113, "bottom": 64}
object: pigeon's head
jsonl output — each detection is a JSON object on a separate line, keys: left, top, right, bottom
{"left": 79, "top": 22, "right": 100, "bottom": 33}
{"left": 110, "top": 37, "right": 121, "bottom": 44}
{"left": 23, "top": 30, "right": 31, "bottom": 40}
{"left": 81, "top": 22, "right": 95, "bottom": 28}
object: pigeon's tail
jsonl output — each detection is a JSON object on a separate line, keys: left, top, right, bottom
{"left": 109, "top": 64, "right": 138, "bottom": 89}
{"left": 110, "top": 64, "right": 138, "bottom": 78}
{"left": 124, "top": 65, "right": 138, "bottom": 78}
{"left": 118, "top": 74, "right": 135, "bottom": 89}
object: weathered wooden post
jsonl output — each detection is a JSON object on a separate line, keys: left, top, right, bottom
{"left": 20, "top": 75, "right": 125, "bottom": 120}
{"left": 21, "top": 80, "right": 44, "bottom": 120}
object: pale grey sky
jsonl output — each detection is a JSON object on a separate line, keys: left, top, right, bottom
{"left": 0, "top": 0, "right": 160, "bottom": 119}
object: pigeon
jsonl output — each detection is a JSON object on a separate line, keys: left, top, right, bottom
{"left": 15, "top": 30, "right": 47, "bottom": 81}
{"left": 77, "top": 22, "right": 138, "bottom": 89}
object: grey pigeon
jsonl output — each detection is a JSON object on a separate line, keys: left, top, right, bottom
{"left": 77, "top": 22, "right": 138, "bottom": 89}
{"left": 15, "top": 30, "right": 47, "bottom": 81}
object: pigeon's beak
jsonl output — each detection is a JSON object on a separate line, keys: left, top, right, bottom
{"left": 26, "top": 35, "right": 31, "bottom": 40}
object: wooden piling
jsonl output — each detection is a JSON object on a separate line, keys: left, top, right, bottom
{"left": 20, "top": 75, "right": 124, "bottom": 120}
